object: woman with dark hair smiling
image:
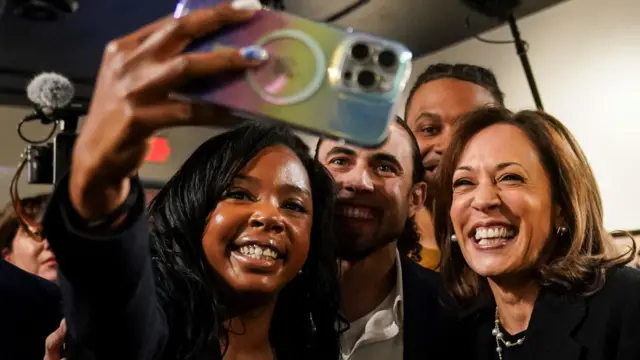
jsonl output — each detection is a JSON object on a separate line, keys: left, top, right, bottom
{"left": 434, "top": 107, "right": 640, "bottom": 360}
{"left": 147, "top": 123, "right": 342, "bottom": 359}
{"left": 40, "top": 3, "right": 344, "bottom": 360}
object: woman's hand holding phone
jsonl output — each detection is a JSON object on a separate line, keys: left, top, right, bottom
{"left": 69, "top": 2, "right": 268, "bottom": 222}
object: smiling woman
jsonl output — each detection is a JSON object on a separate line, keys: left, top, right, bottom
{"left": 44, "top": 123, "right": 344, "bottom": 360}
{"left": 146, "top": 123, "right": 343, "bottom": 360}
{"left": 434, "top": 107, "right": 640, "bottom": 360}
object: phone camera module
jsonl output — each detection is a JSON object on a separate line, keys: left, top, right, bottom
{"left": 351, "top": 43, "right": 370, "bottom": 61}
{"left": 357, "top": 70, "right": 378, "bottom": 90}
{"left": 343, "top": 71, "right": 353, "bottom": 82}
{"left": 377, "top": 49, "right": 398, "bottom": 70}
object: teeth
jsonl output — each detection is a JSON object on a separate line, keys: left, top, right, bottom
{"left": 474, "top": 227, "right": 515, "bottom": 240}
{"left": 478, "top": 238, "right": 506, "bottom": 246}
{"left": 337, "top": 206, "right": 374, "bottom": 220}
{"left": 238, "top": 245, "right": 278, "bottom": 260}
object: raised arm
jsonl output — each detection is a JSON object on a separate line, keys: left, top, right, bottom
{"left": 40, "top": 3, "right": 266, "bottom": 359}
{"left": 42, "top": 174, "right": 166, "bottom": 359}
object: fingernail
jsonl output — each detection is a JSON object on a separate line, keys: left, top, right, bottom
{"left": 231, "top": 0, "right": 262, "bottom": 11}
{"left": 240, "top": 46, "right": 269, "bottom": 61}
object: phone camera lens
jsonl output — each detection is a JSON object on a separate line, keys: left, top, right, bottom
{"left": 377, "top": 50, "right": 397, "bottom": 69}
{"left": 351, "top": 43, "right": 370, "bottom": 61}
{"left": 357, "top": 70, "right": 378, "bottom": 90}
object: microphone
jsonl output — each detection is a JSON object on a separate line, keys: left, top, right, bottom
{"left": 18, "top": 72, "right": 84, "bottom": 184}
{"left": 23, "top": 72, "right": 86, "bottom": 132}
{"left": 26, "top": 72, "right": 75, "bottom": 115}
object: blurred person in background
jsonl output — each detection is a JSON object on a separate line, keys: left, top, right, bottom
{"left": 403, "top": 63, "right": 504, "bottom": 270}
{"left": 0, "top": 258, "right": 62, "bottom": 360}
{"left": 435, "top": 107, "right": 640, "bottom": 360}
{"left": 0, "top": 194, "right": 62, "bottom": 358}
{"left": 0, "top": 194, "right": 57, "bottom": 282}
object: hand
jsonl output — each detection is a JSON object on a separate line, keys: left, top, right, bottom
{"left": 70, "top": 2, "right": 267, "bottom": 220}
{"left": 44, "top": 319, "right": 66, "bottom": 360}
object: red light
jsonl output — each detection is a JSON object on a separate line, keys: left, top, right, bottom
{"left": 145, "top": 137, "right": 171, "bottom": 163}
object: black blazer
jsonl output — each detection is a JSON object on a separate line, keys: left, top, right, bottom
{"left": 42, "top": 177, "right": 168, "bottom": 360}
{"left": 0, "top": 259, "right": 62, "bottom": 360}
{"left": 401, "top": 256, "right": 458, "bottom": 360}
{"left": 457, "top": 266, "right": 640, "bottom": 360}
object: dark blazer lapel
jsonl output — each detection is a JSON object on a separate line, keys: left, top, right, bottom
{"left": 456, "top": 298, "right": 496, "bottom": 360}
{"left": 472, "top": 313, "right": 496, "bottom": 360}
{"left": 401, "top": 258, "right": 433, "bottom": 360}
{"left": 401, "top": 257, "right": 455, "bottom": 360}
{"left": 525, "top": 289, "right": 586, "bottom": 360}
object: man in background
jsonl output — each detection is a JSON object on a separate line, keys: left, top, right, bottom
{"left": 403, "top": 63, "right": 505, "bottom": 270}
{"left": 316, "top": 118, "right": 453, "bottom": 360}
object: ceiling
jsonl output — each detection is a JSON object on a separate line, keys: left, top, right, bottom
{"left": 0, "top": 0, "right": 568, "bottom": 106}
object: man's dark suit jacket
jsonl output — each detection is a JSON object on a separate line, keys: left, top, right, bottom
{"left": 456, "top": 266, "right": 640, "bottom": 360}
{"left": 0, "top": 259, "right": 62, "bottom": 360}
{"left": 400, "top": 256, "right": 457, "bottom": 360}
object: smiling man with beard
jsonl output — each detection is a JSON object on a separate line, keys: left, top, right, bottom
{"left": 315, "top": 118, "right": 455, "bottom": 360}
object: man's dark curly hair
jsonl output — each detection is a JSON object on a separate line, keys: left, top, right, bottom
{"left": 405, "top": 63, "right": 505, "bottom": 119}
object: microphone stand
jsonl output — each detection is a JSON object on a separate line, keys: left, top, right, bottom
{"left": 51, "top": 105, "right": 85, "bottom": 183}
{"left": 507, "top": 13, "right": 544, "bottom": 111}
{"left": 54, "top": 103, "right": 85, "bottom": 134}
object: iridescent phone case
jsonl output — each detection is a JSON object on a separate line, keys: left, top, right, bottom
{"left": 174, "top": 0, "right": 412, "bottom": 148}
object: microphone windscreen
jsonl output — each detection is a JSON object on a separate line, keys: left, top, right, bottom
{"left": 26, "top": 72, "right": 75, "bottom": 110}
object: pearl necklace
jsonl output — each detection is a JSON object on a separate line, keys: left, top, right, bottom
{"left": 492, "top": 307, "right": 526, "bottom": 360}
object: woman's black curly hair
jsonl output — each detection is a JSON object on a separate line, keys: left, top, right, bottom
{"left": 147, "top": 122, "right": 345, "bottom": 360}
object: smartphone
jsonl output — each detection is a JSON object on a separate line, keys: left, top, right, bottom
{"left": 174, "top": 0, "right": 412, "bottom": 148}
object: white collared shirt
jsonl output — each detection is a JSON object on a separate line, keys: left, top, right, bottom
{"left": 340, "top": 250, "right": 404, "bottom": 360}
